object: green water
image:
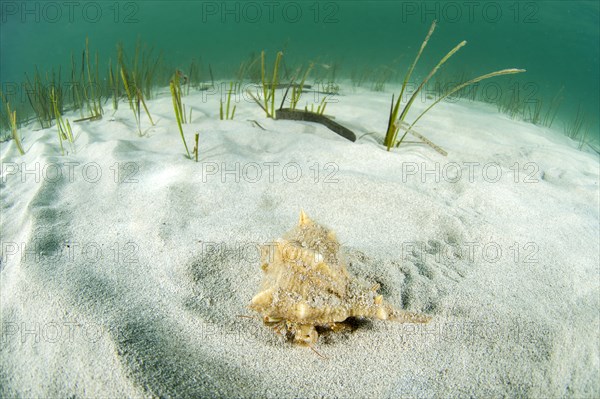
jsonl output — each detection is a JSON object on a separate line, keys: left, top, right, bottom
{"left": 1, "top": 0, "right": 598, "bottom": 145}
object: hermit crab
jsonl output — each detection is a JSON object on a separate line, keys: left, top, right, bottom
{"left": 249, "top": 211, "right": 431, "bottom": 352}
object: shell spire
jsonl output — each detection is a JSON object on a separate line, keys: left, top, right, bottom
{"left": 299, "top": 209, "right": 311, "bottom": 225}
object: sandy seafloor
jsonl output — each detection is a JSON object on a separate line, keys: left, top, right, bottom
{"left": 1, "top": 83, "right": 598, "bottom": 398}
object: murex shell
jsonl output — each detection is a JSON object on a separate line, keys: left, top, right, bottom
{"left": 250, "top": 211, "right": 431, "bottom": 346}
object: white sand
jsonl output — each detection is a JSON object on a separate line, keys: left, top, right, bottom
{"left": 1, "top": 83, "right": 598, "bottom": 398}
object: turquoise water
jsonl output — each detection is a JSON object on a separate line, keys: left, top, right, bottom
{"left": 1, "top": 0, "right": 598, "bottom": 145}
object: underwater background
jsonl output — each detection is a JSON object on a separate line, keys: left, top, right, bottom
{"left": 1, "top": 0, "right": 598, "bottom": 146}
